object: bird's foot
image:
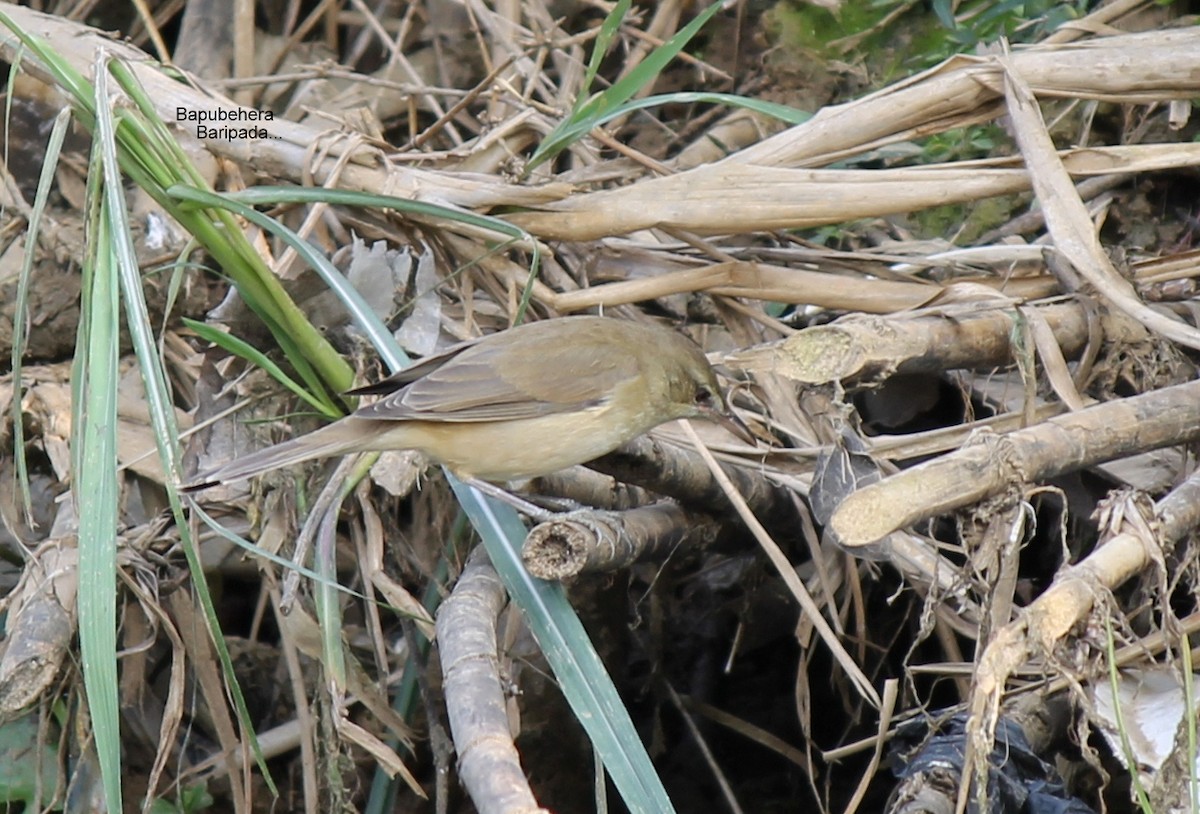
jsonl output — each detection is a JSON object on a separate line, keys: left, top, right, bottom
{"left": 460, "top": 478, "right": 579, "bottom": 523}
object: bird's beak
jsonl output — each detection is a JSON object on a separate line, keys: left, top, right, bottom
{"left": 701, "top": 404, "right": 757, "bottom": 445}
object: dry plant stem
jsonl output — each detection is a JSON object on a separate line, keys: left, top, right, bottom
{"left": 730, "top": 29, "right": 1200, "bottom": 169}
{"left": 1133, "top": 250, "right": 1200, "bottom": 287}
{"left": 843, "top": 679, "right": 899, "bottom": 814}
{"left": 978, "top": 504, "right": 1027, "bottom": 638}
{"left": 682, "top": 695, "right": 813, "bottom": 773}
{"left": 884, "top": 532, "right": 983, "bottom": 636}
{"left": 0, "top": 6, "right": 568, "bottom": 212}
{"left": 509, "top": 152, "right": 1194, "bottom": 240}
{"left": 280, "top": 454, "right": 361, "bottom": 612}
{"left": 544, "top": 261, "right": 1058, "bottom": 316}
{"left": 351, "top": 498, "right": 393, "bottom": 675}
{"left": 466, "top": 2, "right": 557, "bottom": 125}
{"left": 588, "top": 432, "right": 787, "bottom": 520}
{"left": 180, "top": 720, "right": 306, "bottom": 781}
{"left": 1042, "top": 0, "right": 1150, "bottom": 45}
{"left": 868, "top": 402, "right": 1067, "bottom": 463}
{"left": 119, "top": 565, "right": 188, "bottom": 814}
{"left": 522, "top": 503, "right": 721, "bottom": 580}
{"left": 999, "top": 54, "right": 1200, "bottom": 351}
{"left": 357, "top": 489, "right": 436, "bottom": 640}
{"left": 436, "top": 546, "right": 549, "bottom": 814}
{"left": 0, "top": 541, "right": 77, "bottom": 716}
{"left": 336, "top": 714, "right": 420, "bottom": 797}
{"left": 268, "top": 585, "right": 320, "bottom": 814}
{"left": 729, "top": 302, "right": 1090, "bottom": 386}
{"left": 527, "top": 468, "right": 655, "bottom": 511}
{"left": 166, "top": 590, "right": 249, "bottom": 811}
{"left": 828, "top": 378, "right": 1200, "bottom": 549}
{"left": 677, "top": 421, "right": 882, "bottom": 710}
{"left": 967, "top": 468, "right": 1200, "bottom": 803}
{"left": 663, "top": 681, "right": 745, "bottom": 814}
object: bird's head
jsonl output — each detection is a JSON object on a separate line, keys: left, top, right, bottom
{"left": 663, "top": 340, "right": 754, "bottom": 444}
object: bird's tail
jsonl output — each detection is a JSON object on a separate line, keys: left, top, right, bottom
{"left": 183, "top": 420, "right": 365, "bottom": 491}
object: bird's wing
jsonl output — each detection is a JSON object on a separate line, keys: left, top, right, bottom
{"left": 357, "top": 333, "right": 639, "bottom": 422}
{"left": 344, "top": 337, "right": 476, "bottom": 396}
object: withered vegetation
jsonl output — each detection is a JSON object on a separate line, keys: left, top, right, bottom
{"left": 0, "top": 2, "right": 1199, "bottom": 813}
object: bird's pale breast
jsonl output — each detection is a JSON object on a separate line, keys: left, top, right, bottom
{"left": 382, "top": 402, "right": 652, "bottom": 481}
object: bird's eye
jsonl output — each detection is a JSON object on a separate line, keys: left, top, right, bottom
{"left": 695, "top": 387, "right": 713, "bottom": 406}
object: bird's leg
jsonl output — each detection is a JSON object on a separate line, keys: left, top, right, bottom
{"left": 518, "top": 494, "right": 585, "bottom": 513}
{"left": 460, "top": 477, "right": 558, "bottom": 523}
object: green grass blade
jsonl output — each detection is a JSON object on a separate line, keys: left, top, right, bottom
{"left": 92, "top": 53, "right": 282, "bottom": 797}
{"left": 12, "top": 105, "right": 73, "bottom": 525}
{"left": 76, "top": 59, "right": 122, "bottom": 811}
{"left": 579, "top": 0, "right": 632, "bottom": 107}
{"left": 315, "top": 479, "right": 354, "bottom": 688}
{"left": 539, "top": 91, "right": 808, "bottom": 166}
{"left": 1103, "top": 616, "right": 1153, "bottom": 813}
{"left": 224, "top": 186, "right": 535, "bottom": 245}
{"left": 1183, "top": 639, "right": 1198, "bottom": 812}
{"left": 188, "top": 503, "right": 377, "bottom": 604}
{"left": 529, "top": 0, "right": 725, "bottom": 170}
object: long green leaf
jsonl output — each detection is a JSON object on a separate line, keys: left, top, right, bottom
{"left": 529, "top": 0, "right": 725, "bottom": 170}
{"left": 544, "top": 91, "right": 808, "bottom": 160}
{"left": 12, "top": 105, "right": 73, "bottom": 525}
{"left": 76, "top": 58, "right": 121, "bottom": 811}
{"left": 93, "top": 55, "right": 281, "bottom": 797}
{"left": 579, "top": 0, "right": 633, "bottom": 105}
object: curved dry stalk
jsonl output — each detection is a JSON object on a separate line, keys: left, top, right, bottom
{"left": 0, "top": 541, "right": 77, "bottom": 716}
{"left": 999, "top": 53, "right": 1200, "bottom": 351}
{"left": 587, "top": 428, "right": 786, "bottom": 519}
{"left": 522, "top": 503, "right": 720, "bottom": 580}
{"left": 828, "top": 379, "right": 1200, "bottom": 549}
{"left": 964, "top": 470, "right": 1200, "bottom": 810}
{"left": 677, "top": 420, "right": 882, "bottom": 710}
{"left": 544, "top": 260, "right": 1058, "bottom": 316}
{"left": 0, "top": 5, "right": 568, "bottom": 214}
{"left": 437, "top": 546, "right": 549, "bottom": 814}
{"left": 509, "top": 144, "right": 1200, "bottom": 240}
{"left": 731, "top": 28, "right": 1200, "bottom": 168}
{"left": 728, "top": 301, "right": 1092, "bottom": 386}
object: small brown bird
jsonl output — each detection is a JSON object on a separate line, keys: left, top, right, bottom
{"left": 185, "top": 316, "right": 745, "bottom": 490}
